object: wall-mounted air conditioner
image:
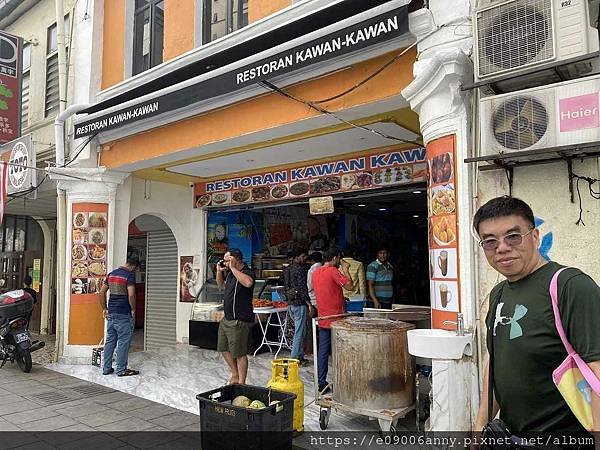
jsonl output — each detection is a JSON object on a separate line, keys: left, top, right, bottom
{"left": 480, "top": 74, "right": 600, "bottom": 155}
{"left": 474, "top": 0, "right": 599, "bottom": 84}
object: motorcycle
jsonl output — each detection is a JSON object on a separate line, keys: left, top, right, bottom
{"left": 0, "top": 290, "right": 45, "bottom": 373}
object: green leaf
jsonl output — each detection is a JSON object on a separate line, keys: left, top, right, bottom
{"left": 0, "top": 100, "right": 8, "bottom": 110}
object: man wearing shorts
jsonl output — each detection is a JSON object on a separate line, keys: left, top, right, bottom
{"left": 216, "top": 248, "right": 255, "bottom": 384}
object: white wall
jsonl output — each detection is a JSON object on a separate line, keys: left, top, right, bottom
{"left": 476, "top": 158, "right": 600, "bottom": 318}
{"left": 126, "top": 177, "right": 204, "bottom": 343}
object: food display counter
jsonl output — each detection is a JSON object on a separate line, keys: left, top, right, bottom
{"left": 188, "top": 278, "right": 282, "bottom": 351}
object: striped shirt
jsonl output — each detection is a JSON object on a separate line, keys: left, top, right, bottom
{"left": 104, "top": 267, "right": 135, "bottom": 315}
{"left": 366, "top": 260, "right": 394, "bottom": 301}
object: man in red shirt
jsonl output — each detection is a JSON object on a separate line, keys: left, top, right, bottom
{"left": 313, "top": 248, "right": 354, "bottom": 393}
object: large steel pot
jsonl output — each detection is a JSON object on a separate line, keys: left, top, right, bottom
{"left": 331, "top": 316, "right": 415, "bottom": 410}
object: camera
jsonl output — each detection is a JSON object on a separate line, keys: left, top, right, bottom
{"left": 218, "top": 260, "right": 226, "bottom": 268}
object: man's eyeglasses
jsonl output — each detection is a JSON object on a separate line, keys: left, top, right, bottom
{"left": 479, "top": 228, "right": 535, "bottom": 251}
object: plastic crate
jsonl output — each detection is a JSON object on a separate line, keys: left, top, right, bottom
{"left": 196, "top": 384, "right": 296, "bottom": 450}
{"left": 345, "top": 299, "right": 365, "bottom": 312}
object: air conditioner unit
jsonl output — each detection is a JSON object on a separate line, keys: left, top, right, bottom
{"left": 480, "top": 74, "right": 600, "bottom": 155}
{"left": 474, "top": 0, "right": 599, "bottom": 84}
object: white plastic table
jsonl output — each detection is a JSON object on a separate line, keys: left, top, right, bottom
{"left": 252, "top": 306, "right": 290, "bottom": 358}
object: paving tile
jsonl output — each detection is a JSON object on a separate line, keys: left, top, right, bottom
{"left": 46, "top": 398, "right": 90, "bottom": 410}
{"left": 3, "top": 440, "right": 56, "bottom": 450}
{"left": 0, "top": 399, "right": 43, "bottom": 415}
{"left": 174, "top": 421, "right": 200, "bottom": 432}
{"left": 0, "top": 417, "right": 21, "bottom": 431}
{"left": 109, "top": 397, "right": 157, "bottom": 412}
{"left": 128, "top": 404, "right": 181, "bottom": 420}
{"left": 97, "top": 417, "right": 156, "bottom": 432}
{"left": 36, "top": 428, "right": 102, "bottom": 446}
{"left": 26, "top": 414, "right": 79, "bottom": 431}
{"left": 54, "top": 433, "right": 126, "bottom": 450}
{"left": 76, "top": 409, "right": 131, "bottom": 427}
{"left": 149, "top": 412, "right": 199, "bottom": 431}
{"left": 91, "top": 391, "right": 135, "bottom": 405}
{"left": 4, "top": 406, "right": 59, "bottom": 425}
{"left": 0, "top": 393, "right": 25, "bottom": 405}
{"left": 151, "top": 435, "right": 202, "bottom": 450}
{"left": 54, "top": 402, "right": 112, "bottom": 418}
{"left": 115, "top": 430, "right": 179, "bottom": 449}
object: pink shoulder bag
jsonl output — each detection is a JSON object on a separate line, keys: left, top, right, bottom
{"left": 550, "top": 268, "right": 600, "bottom": 431}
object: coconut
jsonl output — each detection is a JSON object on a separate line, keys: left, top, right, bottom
{"left": 249, "top": 400, "right": 266, "bottom": 409}
{"left": 232, "top": 395, "right": 251, "bottom": 407}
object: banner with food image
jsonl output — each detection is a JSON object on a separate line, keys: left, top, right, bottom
{"left": 426, "top": 136, "right": 461, "bottom": 329}
{"left": 193, "top": 145, "right": 427, "bottom": 208}
{"left": 71, "top": 204, "right": 108, "bottom": 298}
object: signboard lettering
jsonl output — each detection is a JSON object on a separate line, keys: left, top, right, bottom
{"left": 74, "top": 7, "right": 409, "bottom": 137}
{"left": 194, "top": 146, "right": 426, "bottom": 208}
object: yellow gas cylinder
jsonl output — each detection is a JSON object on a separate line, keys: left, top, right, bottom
{"left": 267, "top": 358, "right": 304, "bottom": 432}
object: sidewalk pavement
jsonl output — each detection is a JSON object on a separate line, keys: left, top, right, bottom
{"left": 0, "top": 362, "right": 200, "bottom": 449}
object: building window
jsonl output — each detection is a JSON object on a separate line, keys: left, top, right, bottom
{"left": 202, "top": 0, "right": 248, "bottom": 44}
{"left": 21, "top": 43, "right": 31, "bottom": 129}
{"left": 45, "top": 16, "right": 70, "bottom": 118}
{"left": 133, "top": 0, "right": 164, "bottom": 76}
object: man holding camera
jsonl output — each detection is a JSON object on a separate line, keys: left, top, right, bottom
{"left": 216, "top": 248, "right": 255, "bottom": 385}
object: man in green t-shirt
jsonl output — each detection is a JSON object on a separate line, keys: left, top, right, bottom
{"left": 472, "top": 196, "right": 600, "bottom": 437}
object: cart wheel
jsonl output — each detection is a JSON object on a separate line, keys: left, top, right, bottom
{"left": 319, "top": 409, "right": 330, "bottom": 430}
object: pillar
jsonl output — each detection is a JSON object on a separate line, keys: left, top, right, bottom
{"left": 402, "top": 0, "right": 479, "bottom": 431}
{"left": 51, "top": 168, "right": 129, "bottom": 364}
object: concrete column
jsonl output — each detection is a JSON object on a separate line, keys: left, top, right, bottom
{"left": 50, "top": 168, "right": 129, "bottom": 364}
{"left": 34, "top": 217, "right": 56, "bottom": 335}
{"left": 402, "top": 0, "right": 479, "bottom": 431}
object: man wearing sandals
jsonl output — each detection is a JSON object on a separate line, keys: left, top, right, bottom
{"left": 473, "top": 197, "right": 600, "bottom": 440}
{"left": 216, "top": 248, "right": 255, "bottom": 385}
{"left": 99, "top": 257, "right": 140, "bottom": 377}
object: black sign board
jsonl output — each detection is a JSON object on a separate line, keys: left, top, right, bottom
{"left": 74, "top": 6, "right": 408, "bottom": 138}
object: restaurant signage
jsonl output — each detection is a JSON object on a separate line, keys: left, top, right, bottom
{"left": 0, "top": 31, "right": 22, "bottom": 144}
{"left": 74, "top": 6, "right": 409, "bottom": 138}
{"left": 194, "top": 146, "right": 426, "bottom": 208}
{"left": 0, "top": 134, "right": 35, "bottom": 194}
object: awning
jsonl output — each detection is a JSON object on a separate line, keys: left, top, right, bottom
{"left": 74, "top": 0, "right": 412, "bottom": 140}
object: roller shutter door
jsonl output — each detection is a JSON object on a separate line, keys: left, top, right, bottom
{"left": 144, "top": 230, "right": 178, "bottom": 350}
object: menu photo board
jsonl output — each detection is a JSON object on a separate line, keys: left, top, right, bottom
{"left": 71, "top": 204, "right": 108, "bottom": 297}
{"left": 194, "top": 146, "right": 427, "bottom": 208}
{"left": 426, "top": 135, "right": 461, "bottom": 329}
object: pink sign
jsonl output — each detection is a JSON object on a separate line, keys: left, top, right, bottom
{"left": 559, "top": 93, "right": 599, "bottom": 132}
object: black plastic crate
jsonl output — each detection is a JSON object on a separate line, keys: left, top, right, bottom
{"left": 196, "top": 384, "right": 296, "bottom": 450}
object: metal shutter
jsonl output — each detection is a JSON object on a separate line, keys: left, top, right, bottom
{"left": 144, "top": 229, "right": 178, "bottom": 350}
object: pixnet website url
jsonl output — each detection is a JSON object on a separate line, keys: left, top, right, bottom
{"left": 308, "top": 434, "right": 595, "bottom": 448}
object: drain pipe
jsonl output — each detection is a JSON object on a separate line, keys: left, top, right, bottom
{"left": 54, "top": 105, "right": 91, "bottom": 363}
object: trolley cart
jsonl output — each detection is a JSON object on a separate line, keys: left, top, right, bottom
{"left": 311, "top": 313, "right": 415, "bottom": 433}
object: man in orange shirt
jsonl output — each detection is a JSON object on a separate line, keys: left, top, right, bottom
{"left": 313, "top": 248, "right": 353, "bottom": 393}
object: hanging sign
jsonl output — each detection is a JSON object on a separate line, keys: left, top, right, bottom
{"left": 0, "top": 134, "right": 35, "bottom": 194}
{"left": 0, "top": 31, "right": 22, "bottom": 144}
{"left": 309, "top": 196, "right": 334, "bottom": 215}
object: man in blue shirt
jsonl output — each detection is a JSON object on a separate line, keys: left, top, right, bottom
{"left": 366, "top": 248, "right": 394, "bottom": 309}
{"left": 99, "top": 257, "right": 140, "bottom": 377}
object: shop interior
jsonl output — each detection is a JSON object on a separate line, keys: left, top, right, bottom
{"left": 201, "top": 186, "right": 429, "bottom": 305}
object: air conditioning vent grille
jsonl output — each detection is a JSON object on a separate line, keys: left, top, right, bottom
{"left": 492, "top": 96, "right": 549, "bottom": 150}
{"left": 477, "top": 0, "right": 554, "bottom": 77}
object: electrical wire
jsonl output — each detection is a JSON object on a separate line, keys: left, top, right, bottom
{"left": 259, "top": 80, "right": 423, "bottom": 147}
{"left": 572, "top": 172, "right": 600, "bottom": 226}
{"left": 5, "top": 132, "right": 98, "bottom": 205}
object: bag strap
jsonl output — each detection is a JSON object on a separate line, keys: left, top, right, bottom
{"left": 487, "top": 281, "right": 505, "bottom": 423}
{"left": 549, "top": 267, "right": 600, "bottom": 395}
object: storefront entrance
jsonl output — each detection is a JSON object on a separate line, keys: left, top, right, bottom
{"left": 205, "top": 187, "right": 429, "bottom": 305}
{"left": 128, "top": 215, "right": 178, "bottom": 351}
